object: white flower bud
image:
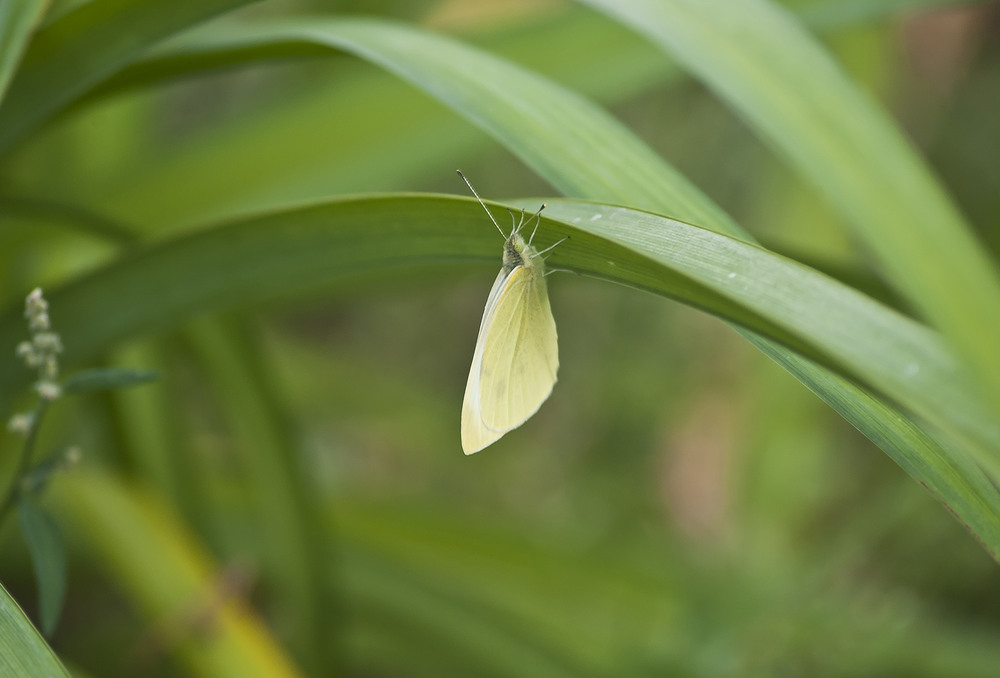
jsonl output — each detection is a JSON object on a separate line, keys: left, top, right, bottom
{"left": 25, "top": 288, "right": 46, "bottom": 313}
{"left": 16, "top": 341, "right": 33, "bottom": 360}
{"left": 25, "top": 289, "right": 51, "bottom": 332}
{"left": 64, "top": 446, "right": 82, "bottom": 466}
{"left": 7, "top": 413, "right": 33, "bottom": 435}
{"left": 35, "top": 381, "right": 62, "bottom": 401}
{"left": 28, "top": 313, "right": 50, "bottom": 333}
{"left": 33, "top": 332, "right": 62, "bottom": 353}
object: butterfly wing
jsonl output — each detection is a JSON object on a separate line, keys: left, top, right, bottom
{"left": 461, "top": 265, "right": 558, "bottom": 454}
{"left": 462, "top": 270, "right": 508, "bottom": 453}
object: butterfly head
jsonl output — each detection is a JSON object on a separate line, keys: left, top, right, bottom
{"left": 503, "top": 230, "right": 529, "bottom": 271}
{"left": 456, "top": 170, "right": 545, "bottom": 272}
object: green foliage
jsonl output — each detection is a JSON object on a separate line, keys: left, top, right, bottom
{"left": 17, "top": 495, "right": 66, "bottom": 637}
{"left": 0, "top": 582, "right": 69, "bottom": 678}
{"left": 0, "top": 0, "right": 46, "bottom": 102}
{"left": 1, "top": 0, "right": 999, "bottom": 676}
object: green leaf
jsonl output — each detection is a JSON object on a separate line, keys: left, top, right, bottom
{"left": 17, "top": 494, "right": 67, "bottom": 638}
{"left": 0, "top": 581, "right": 69, "bottom": 677}
{"left": 0, "top": 0, "right": 260, "bottom": 156}
{"left": 0, "top": 195, "right": 995, "bottom": 493}
{"left": 61, "top": 367, "right": 158, "bottom": 394}
{"left": 0, "top": 0, "right": 47, "bottom": 106}
{"left": 578, "top": 0, "right": 1000, "bottom": 430}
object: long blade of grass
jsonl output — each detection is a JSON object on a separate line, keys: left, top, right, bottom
{"left": 0, "top": 581, "right": 69, "bottom": 677}
{"left": 577, "top": 0, "right": 1000, "bottom": 427}
{"left": 0, "top": 0, "right": 260, "bottom": 156}
{"left": 0, "top": 194, "right": 926, "bottom": 416}
{"left": 0, "top": 0, "right": 47, "bottom": 106}
{"left": 0, "top": 194, "right": 906, "bottom": 405}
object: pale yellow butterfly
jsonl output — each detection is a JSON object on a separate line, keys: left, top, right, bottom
{"left": 458, "top": 171, "right": 564, "bottom": 454}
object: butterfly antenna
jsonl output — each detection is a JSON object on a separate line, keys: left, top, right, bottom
{"left": 457, "top": 170, "right": 506, "bottom": 239}
{"left": 505, "top": 208, "right": 518, "bottom": 236}
{"left": 533, "top": 235, "right": 569, "bottom": 258}
{"left": 527, "top": 203, "right": 546, "bottom": 245}
{"left": 515, "top": 208, "right": 528, "bottom": 236}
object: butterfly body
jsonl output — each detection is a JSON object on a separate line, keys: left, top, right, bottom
{"left": 462, "top": 228, "right": 559, "bottom": 454}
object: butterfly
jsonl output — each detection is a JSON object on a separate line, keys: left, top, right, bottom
{"left": 457, "top": 171, "right": 564, "bottom": 454}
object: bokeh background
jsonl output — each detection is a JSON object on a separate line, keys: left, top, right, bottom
{"left": 2, "top": 1, "right": 1000, "bottom": 676}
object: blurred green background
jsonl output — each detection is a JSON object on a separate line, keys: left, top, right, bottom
{"left": 2, "top": 0, "right": 1000, "bottom": 676}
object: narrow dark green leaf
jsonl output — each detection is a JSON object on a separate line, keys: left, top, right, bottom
{"left": 0, "top": 195, "right": 135, "bottom": 243}
{"left": 61, "top": 367, "right": 158, "bottom": 394}
{"left": 17, "top": 495, "right": 67, "bottom": 638}
{"left": 0, "top": 581, "right": 69, "bottom": 677}
{"left": 579, "top": 0, "right": 1000, "bottom": 428}
{"left": 0, "top": 0, "right": 260, "bottom": 155}
{"left": 0, "top": 0, "right": 47, "bottom": 105}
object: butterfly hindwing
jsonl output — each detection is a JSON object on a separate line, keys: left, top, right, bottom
{"left": 479, "top": 265, "right": 558, "bottom": 431}
{"left": 461, "top": 262, "right": 558, "bottom": 454}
